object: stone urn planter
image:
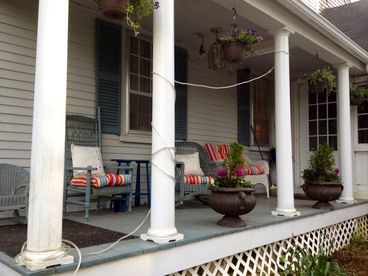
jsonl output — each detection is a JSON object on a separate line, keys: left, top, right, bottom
{"left": 222, "top": 42, "right": 248, "bottom": 63}
{"left": 208, "top": 187, "right": 256, "bottom": 227}
{"left": 302, "top": 181, "right": 343, "bottom": 210}
{"left": 100, "top": 0, "right": 128, "bottom": 20}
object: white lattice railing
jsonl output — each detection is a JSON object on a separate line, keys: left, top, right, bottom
{"left": 171, "top": 215, "right": 368, "bottom": 276}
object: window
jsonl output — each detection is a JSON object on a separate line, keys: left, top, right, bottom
{"left": 96, "top": 20, "right": 187, "bottom": 140}
{"left": 358, "top": 98, "right": 368, "bottom": 144}
{"left": 128, "top": 35, "right": 153, "bottom": 131}
{"left": 308, "top": 88, "right": 338, "bottom": 150}
{"left": 253, "top": 79, "right": 270, "bottom": 145}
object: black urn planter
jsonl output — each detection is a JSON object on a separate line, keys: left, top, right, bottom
{"left": 221, "top": 42, "right": 248, "bottom": 63}
{"left": 302, "top": 181, "right": 343, "bottom": 210}
{"left": 208, "top": 187, "right": 256, "bottom": 227}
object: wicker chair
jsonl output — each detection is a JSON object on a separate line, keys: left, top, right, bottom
{"left": 64, "top": 113, "right": 134, "bottom": 221}
{"left": 0, "top": 163, "right": 29, "bottom": 217}
{"left": 175, "top": 142, "right": 216, "bottom": 204}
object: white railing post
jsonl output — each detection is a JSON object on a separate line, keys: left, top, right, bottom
{"left": 270, "top": 28, "right": 300, "bottom": 217}
{"left": 141, "top": 0, "right": 183, "bottom": 244}
{"left": 15, "top": 0, "right": 73, "bottom": 270}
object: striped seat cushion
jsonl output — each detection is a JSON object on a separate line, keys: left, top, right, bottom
{"left": 71, "top": 174, "right": 131, "bottom": 188}
{"left": 184, "top": 175, "right": 215, "bottom": 185}
{"left": 216, "top": 144, "right": 230, "bottom": 160}
{"left": 243, "top": 166, "right": 265, "bottom": 175}
{"left": 204, "top": 143, "right": 220, "bottom": 161}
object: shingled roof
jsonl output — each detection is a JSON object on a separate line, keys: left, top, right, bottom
{"left": 322, "top": 0, "right": 368, "bottom": 51}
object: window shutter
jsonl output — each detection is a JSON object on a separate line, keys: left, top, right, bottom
{"left": 175, "top": 47, "right": 188, "bottom": 140}
{"left": 96, "top": 19, "right": 122, "bottom": 134}
{"left": 238, "top": 69, "right": 251, "bottom": 145}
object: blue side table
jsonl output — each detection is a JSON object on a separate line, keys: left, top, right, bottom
{"left": 111, "top": 159, "right": 151, "bottom": 208}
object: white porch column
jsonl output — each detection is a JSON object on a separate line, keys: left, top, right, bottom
{"left": 271, "top": 28, "right": 300, "bottom": 217}
{"left": 15, "top": 0, "right": 73, "bottom": 271}
{"left": 141, "top": 0, "right": 183, "bottom": 244}
{"left": 336, "top": 64, "right": 356, "bottom": 204}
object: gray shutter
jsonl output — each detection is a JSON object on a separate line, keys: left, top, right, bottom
{"left": 175, "top": 47, "right": 188, "bottom": 140}
{"left": 96, "top": 19, "right": 122, "bottom": 134}
{"left": 238, "top": 69, "right": 251, "bottom": 145}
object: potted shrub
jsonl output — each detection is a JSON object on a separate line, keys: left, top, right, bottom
{"left": 307, "top": 68, "right": 336, "bottom": 94}
{"left": 208, "top": 142, "right": 256, "bottom": 227}
{"left": 217, "top": 25, "right": 263, "bottom": 63}
{"left": 350, "top": 86, "right": 368, "bottom": 106}
{"left": 96, "top": 0, "right": 159, "bottom": 34}
{"left": 302, "top": 144, "right": 343, "bottom": 210}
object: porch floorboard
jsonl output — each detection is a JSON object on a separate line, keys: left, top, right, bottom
{"left": 1, "top": 196, "right": 367, "bottom": 275}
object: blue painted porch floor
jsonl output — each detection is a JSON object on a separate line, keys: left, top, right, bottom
{"left": 1, "top": 196, "right": 367, "bottom": 275}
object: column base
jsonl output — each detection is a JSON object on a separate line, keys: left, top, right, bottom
{"left": 141, "top": 233, "right": 184, "bottom": 244}
{"left": 272, "top": 208, "right": 301, "bottom": 217}
{"left": 337, "top": 198, "right": 357, "bottom": 204}
{"left": 15, "top": 245, "right": 74, "bottom": 271}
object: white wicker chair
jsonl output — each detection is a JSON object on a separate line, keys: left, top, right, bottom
{"left": 0, "top": 163, "right": 29, "bottom": 217}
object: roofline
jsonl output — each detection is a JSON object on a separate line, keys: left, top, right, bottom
{"left": 275, "top": 0, "right": 368, "bottom": 72}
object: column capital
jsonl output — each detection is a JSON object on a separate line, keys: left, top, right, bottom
{"left": 269, "top": 26, "right": 295, "bottom": 37}
{"left": 333, "top": 63, "right": 351, "bottom": 70}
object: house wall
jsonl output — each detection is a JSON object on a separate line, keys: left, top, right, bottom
{"left": 0, "top": 0, "right": 240, "bottom": 170}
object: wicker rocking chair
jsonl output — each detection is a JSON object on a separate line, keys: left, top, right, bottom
{"left": 64, "top": 113, "right": 135, "bottom": 220}
{"left": 175, "top": 142, "right": 216, "bottom": 204}
{"left": 0, "top": 163, "right": 29, "bottom": 218}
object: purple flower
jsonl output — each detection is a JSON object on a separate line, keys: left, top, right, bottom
{"left": 247, "top": 29, "right": 258, "bottom": 36}
{"left": 237, "top": 168, "right": 245, "bottom": 177}
{"left": 216, "top": 167, "right": 227, "bottom": 177}
{"left": 154, "top": 1, "right": 160, "bottom": 9}
{"left": 335, "top": 167, "right": 340, "bottom": 175}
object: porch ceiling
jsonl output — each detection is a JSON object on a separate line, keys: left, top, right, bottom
{"left": 84, "top": 0, "right": 364, "bottom": 76}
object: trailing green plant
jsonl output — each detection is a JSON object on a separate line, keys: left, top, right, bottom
{"left": 278, "top": 243, "right": 346, "bottom": 276}
{"left": 96, "top": 0, "right": 159, "bottom": 34}
{"left": 212, "top": 142, "right": 253, "bottom": 188}
{"left": 302, "top": 144, "right": 341, "bottom": 183}
{"left": 217, "top": 25, "right": 263, "bottom": 52}
{"left": 350, "top": 233, "right": 366, "bottom": 245}
{"left": 307, "top": 68, "right": 336, "bottom": 94}
{"left": 351, "top": 86, "right": 368, "bottom": 102}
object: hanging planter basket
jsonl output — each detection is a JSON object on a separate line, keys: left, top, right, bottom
{"left": 222, "top": 42, "right": 248, "bottom": 63}
{"left": 350, "top": 95, "right": 364, "bottom": 106}
{"left": 100, "top": 0, "right": 128, "bottom": 20}
{"left": 308, "top": 81, "right": 327, "bottom": 93}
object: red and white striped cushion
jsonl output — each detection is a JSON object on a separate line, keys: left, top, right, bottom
{"left": 184, "top": 175, "right": 215, "bottom": 185}
{"left": 217, "top": 144, "right": 230, "bottom": 160}
{"left": 71, "top": 174, "right": 131, "bottom": 188}
{"left": 243, "top": 166, "right": 265, "bottom": 175}
{"left": 204, "top": 143, "right": 220, "bottom": 162}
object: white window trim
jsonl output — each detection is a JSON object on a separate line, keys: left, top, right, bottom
{"left": 120, "top": 30, "right": 152, "bottom": 144}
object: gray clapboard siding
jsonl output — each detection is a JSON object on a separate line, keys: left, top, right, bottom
{"left": 0, "top": 0, "right": 242, "bottom": 171}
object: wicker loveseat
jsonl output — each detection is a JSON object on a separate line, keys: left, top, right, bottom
{"left": 175, "top": 142, "right": 270, "bottom": 204}
{"left": 0, "top": 163, "right": 29, "bottom": 217}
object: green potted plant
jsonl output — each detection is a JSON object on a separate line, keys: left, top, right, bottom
{"left": 208, "top": 142, "right": 256, "bottom": 227}
{"left": 350, "top": 86, "right": 368, "bottom": 106}
{"left": 307, "top": 68, "right": 336, "bottom": 94}
{"left": 217, "top": 25, "right": 263, "bottom": 63}
{"left": 96, "top": 0, "right": 159, "bottom": 34}
{"left": 302, "top": 144, "right": 343, "bottom": 210}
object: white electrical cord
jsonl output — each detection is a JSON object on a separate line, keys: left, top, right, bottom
{"left": 153, "top": 66, "right": 275, "bottom": 90}
{"left": 16, "top": 209, "right": 151, "bottom": 275}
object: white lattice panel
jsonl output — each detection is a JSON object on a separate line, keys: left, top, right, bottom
{"left": 170, "top": 215, "right": 368, "bottom": 276}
